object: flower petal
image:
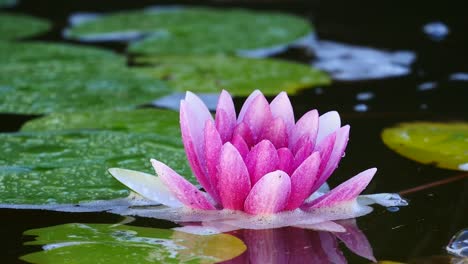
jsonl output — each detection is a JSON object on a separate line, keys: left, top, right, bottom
{"left": 204, "top": 120, "right": 222, "bottom": 203}
{"left": 108, "top": 168, "right": 183, "bottom": 208}
{"left": 215, "top": 90, "right": 236, "bottom": 143}
{"left": 217, "top": 143, "right": 251, "bottom": 210}
{"left": 244, "top": 170, "right": 291, "bottom": 214}
{"left": 151, "top": 159, "right": 215, "bottom": 210}
{"left": 277, "top": 148, "right": 294, "bottom": 175}
{"left": 260, "top": 117, "right": 288, "bottom": 149}
{"left": 232, "top": 121, "right": 255, "bottom": 148}
{"left": 316, "top": 111, "right": 341, "bottom": 144}
{"left": 245, "top": 140, "right": 279, "bottom": 184}
{"left": 285, "top": 152, "right": 321, "bottom": 210}
{"left": 231, "top": 134, "right": 249, "bottom": 160}
{"left": 305, "top": 168, "right": 377, "bottom": 209}
{"left": 270, "top": 92, "right": 295, "bottom": 132}
{"left": 237, "top": 90, "right": 262, "bottom": 122}
{"left": 293, "top": 137, "right": 314, "bottom": 168}
{"left": 180, "top": 100, "right": 211, "bottom": 194}
{"left": 290, "top": 109, "right": 319, "bottom": 151}
{"left": 238, "top": 92, "right": 272, "bottom": 141}
{"left": 314, "top": 125, "right": 350, "bottom": 190}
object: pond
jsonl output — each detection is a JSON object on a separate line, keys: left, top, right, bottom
{"left": 1, "top": 0, "right": 467, "bottom": 263}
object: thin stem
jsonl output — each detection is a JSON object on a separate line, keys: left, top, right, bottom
{"left": 399, "top": 173, "right": 468, "bottom": 196}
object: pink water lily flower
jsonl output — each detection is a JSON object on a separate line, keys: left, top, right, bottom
{"left": 109, "top": 90, "right": 406, "bottom": 232}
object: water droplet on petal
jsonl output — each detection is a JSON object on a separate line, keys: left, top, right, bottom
{"left": 447, "top": 229, "right": 468, "bottom": 257}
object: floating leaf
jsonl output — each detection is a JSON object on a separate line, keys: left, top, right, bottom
{"left": 66, "top": 8, "right": 312, "bottom": 56}
{"left": 0, "top": 61, "right": 171, "bottom": 114}
{"left": 0, "top": 41, "right": 125, "bottom": 65}
{"left": 0, "top": 131, "right": 190, "bottom": 205}
{"left": 0, "top": 13, "right": 50, "bottom": 40}
{"left": 21, "top": 223, "right": 246, "bottom": 264}
{"left": 136, "top": 55, "right": 330, "bottom": 96}
{"left": 21, "top": 109, "right": 180, "bottom": 135}
{"left": 381, "top": 122, "right": 468, "bottom": 171}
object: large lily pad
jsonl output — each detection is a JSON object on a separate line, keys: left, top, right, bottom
{"left": 66, "top": 8, "right": 312, "bottom": 56}
{"left": 381, "top": 122, "right": 468, "bottom": 171}
{"left": 0, "top": 61, "right": 171, "bottom": 114}
{"left": 21, "top": 223, "right": 246, "bottom": 264}
{"left": 0, "top": 13, "right": 50, "bottom": 40}
{"left": 0, "top": 130, "right": 190, "bottom": 205}
{"left": 0, "top": 41, "right": 125, "bottom": 65}
{"left": 21, "top": 109, "right": 180, "bottom": 135}
{"left": 136, "top": 55, "right": 330, "bottom": 96}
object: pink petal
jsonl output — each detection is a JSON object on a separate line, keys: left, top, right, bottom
{"left": 204, "top": 120, "right": 222, "bottom": 203}
{"left": 285, "top": 152, "right": 321, "bottom": 210}
{"left": 290, "top": 110, "right": 319, "bottom": 151}
{"left": 180, "top": 100, "right": 210, "bottom": 192}
{"left": 237, "top": 90, "right": 262, "bottom": 122}
{"left": 260, "top": 117, "right": 288, "bottom": 149}
{"left": 217, "top": 143, "right": 251, "bottom": 210}
{"left": 308, "top": 131, "right": 336, "bottom": 194}
{"left": 231, "top": 134, "right": 249, "bottom": 160}
{"left": 150, "top": 159, "right": 215, "bottom": 210}
{"left": 245, "top": 140, "right": 279, "bottom": 184}
{"left": 313, "top": 125, "right": 350, "bottom": 191}
{"left": 305, "top": 168, "right": 377, "bottom": 209}
{"left": 293, "top": 137, "right": 314, "bottom": 169}
{"left": 215, "top": 90, "right": 236, "bottom": 143}
{"left": 244, "top": 170, "right": 291, "bottom": 214}
{"left": 316, "top": 111, "right": 341, "bottom": 144}
{"left": 238, "top": 93, "right": 272, "bottom": 141}
{"left": 335, "top": 219, "right": 376, "bottom": 262}
{"left": 270, "top": 92, "right": 295, "bottom": 133}
{"left": 232, "top": 122, "right": 254, "bottom": 148}
{"left": 277, "top": 148, "right": 294, "bottom": 175}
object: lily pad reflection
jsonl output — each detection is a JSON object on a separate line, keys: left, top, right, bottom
{"left": 21, "top": 223, "right": 246, "bottom": 264}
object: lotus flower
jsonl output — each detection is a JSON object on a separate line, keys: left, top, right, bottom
{"left": 109, "top": 90, "right": 406, "bottom": 232}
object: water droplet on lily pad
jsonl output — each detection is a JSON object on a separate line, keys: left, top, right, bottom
{"left": 381, "top": 122, "right": 468, "bottom": 171}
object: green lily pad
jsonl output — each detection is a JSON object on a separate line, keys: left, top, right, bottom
{"left": 0, "top": 41, "right": 125, "bottom": 65}
{"left": 381, "top": 122, "right": 468, "bottom": 171}
{"left": 21, "top": 109, "right": 180, "bottom": 135}
{"left": 136, "top": 55, "right": 330, "bottom": 96}
{"left": 0, "top": 13, "right": 50, "bottom": 40}
{"left": 67, "top": 8, "right": 312, "bottom": 56}
{"left": 0, "top": 130, "right": 190, "bottom": 204}
{"left": 21, "top": 223, "right": 246, "bottom": 264}
{"left": 0, "top": 61, "right": 171, "bottom": 114}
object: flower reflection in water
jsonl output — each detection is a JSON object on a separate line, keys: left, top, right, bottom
{"left": 224, "top": 219, "right": 375, "bottom": 264}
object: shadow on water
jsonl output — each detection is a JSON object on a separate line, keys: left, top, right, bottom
{"left": 1, "top": 0, "right": 467, "bottom": 263}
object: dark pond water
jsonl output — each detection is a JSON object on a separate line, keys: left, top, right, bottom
{"left": 1, "top": 0, "right": 467, "bottom": 263}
